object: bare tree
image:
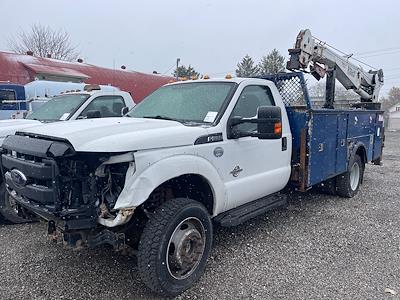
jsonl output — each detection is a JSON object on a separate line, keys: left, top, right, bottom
{"left": 309, "top": 81, "right": 358, "bottom": 100}
{"left": 8, "top": 24, "right": 79, "bottom": 61}
{"left": 381, "top": 87, "right": 400, "bottom": 112}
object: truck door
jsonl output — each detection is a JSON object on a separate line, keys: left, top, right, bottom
{"left": 219, "top": 84, "right": 291, "bottom": 211}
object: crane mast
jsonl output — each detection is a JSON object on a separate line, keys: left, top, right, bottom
{"left": 287, "top": 29, "right": 384, "bottom": 109}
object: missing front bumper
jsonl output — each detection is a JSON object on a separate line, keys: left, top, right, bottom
{"left": 7, "top": 188, "right": 98, "bottom": 231}
{"left": 47, "top": 220, "right": 127, "bottom": 251}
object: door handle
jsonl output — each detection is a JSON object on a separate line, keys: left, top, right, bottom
{"left": 282, "top": 137, "right": 287, "bottom": 151}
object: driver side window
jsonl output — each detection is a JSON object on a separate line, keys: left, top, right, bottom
{"left": 231, "top": 85, "right": 275, "bottom": 132}
{"left": 79, "top": 96, "right": 125, "bottom": 118}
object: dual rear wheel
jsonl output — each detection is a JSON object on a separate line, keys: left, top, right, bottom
{"left": 336, "top": 154, "right": 364, "bottom": 198}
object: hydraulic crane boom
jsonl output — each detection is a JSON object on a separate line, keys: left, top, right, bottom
{"left": 287, "top": 29, "right": 384, "bottom": 108}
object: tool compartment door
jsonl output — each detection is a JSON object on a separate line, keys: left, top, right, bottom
{"left": 347, "top": 111, "right": 376, "bottom": 161}
{"left": 308, "top": 111, "right": 341, "bottom": 186}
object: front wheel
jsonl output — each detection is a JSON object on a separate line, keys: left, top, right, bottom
{"left": 0, "top": 182, "right": 35, "bottom": 224}
{"left": 137, "top": 198, "right": 213, "bottom": 297}
{"left": 336, "top": 154, "right": 364, "bottom": 198}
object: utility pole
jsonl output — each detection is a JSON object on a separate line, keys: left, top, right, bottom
{"left": 176, "top": 58, "right": 180, "bottom": 81}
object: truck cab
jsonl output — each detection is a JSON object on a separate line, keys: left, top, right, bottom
{"left": 0, "top": 74, "right": 384, "bottom": 296}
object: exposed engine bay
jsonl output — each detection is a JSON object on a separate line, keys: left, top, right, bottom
{"left": 1, "top": 133, "right": 133, "bottom": 233}
{"left": 57, "top": 152, "right": 130, "bottom": 217}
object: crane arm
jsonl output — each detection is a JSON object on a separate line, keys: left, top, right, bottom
{"left": 287, "top": 29, "right": 384, "bottom": 103}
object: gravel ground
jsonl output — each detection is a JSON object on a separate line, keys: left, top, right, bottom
{"left": 0, "top": 132, "right": 399, "bottom": 300}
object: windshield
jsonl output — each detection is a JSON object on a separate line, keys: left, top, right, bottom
{"left": 127, "top": 82, "right": 236, "bottom": 124}
{"left": 26, "top": 94, "right": 90, "bottom": 121}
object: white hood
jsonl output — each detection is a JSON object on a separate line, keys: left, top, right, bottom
{"left": 17, "top": 117, "right": 208, "bottom": 152}
{"left": 0, "top": 119, "right": 42, "bottom": 142}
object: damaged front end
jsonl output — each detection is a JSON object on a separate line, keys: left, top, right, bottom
{"left": 1, "top": 133, "right": 135, "bottom": 249}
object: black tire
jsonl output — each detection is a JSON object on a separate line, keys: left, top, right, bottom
{"left": 336, "top": 154, "right": 364, "bottom": 198}
{"left": 0, "top": 182, "right": 35, "bottom": 224}
{"left": 317, "top": 177, "right": 337, "bottom": 196}
{"left": 137, "top": 198, "right": 213, "bottom": 297}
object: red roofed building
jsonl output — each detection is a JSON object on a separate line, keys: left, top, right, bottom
{"left": 0, "top": 51, "right": 173, "bottom": 102}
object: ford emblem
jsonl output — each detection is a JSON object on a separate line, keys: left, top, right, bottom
{"left": 10, "top": 169, "right": 28, "bottom": 187}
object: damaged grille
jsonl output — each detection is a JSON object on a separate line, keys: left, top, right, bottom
{"left": 1, "top": 134, "right": 128, "bottom": 227}
{"left": 3, "top": 151, "right": 58, "bottom": 206}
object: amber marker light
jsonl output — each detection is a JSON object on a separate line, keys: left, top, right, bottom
{"left": 274, "top": 122, "right": 282, "bottom": 135}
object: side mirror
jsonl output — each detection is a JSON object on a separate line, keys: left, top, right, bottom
{"left": 256, "top": 106, "right": 282, "bottom": 139}
{"left": 121, "top": 106, "right": 129, "bottom": 116}
{"left": 86, "top": 110, "right": 101, "bottom": 119}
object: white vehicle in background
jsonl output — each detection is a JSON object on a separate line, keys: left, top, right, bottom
{"left": 0, "top": 81, "right": 121, "bottom": 120}
{"left": 0, "top": 84, "right": 135, "bottom": 223}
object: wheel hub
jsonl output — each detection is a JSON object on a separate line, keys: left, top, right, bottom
{"left": 350, "top": 162, "right": 360, "bottom": 191}
{"left": 167, "top": 217, "right": 205, "bottom": 280}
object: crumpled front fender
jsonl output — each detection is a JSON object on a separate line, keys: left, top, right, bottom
{"left": 114, "top": 154, "right": 226, "bottom": 216}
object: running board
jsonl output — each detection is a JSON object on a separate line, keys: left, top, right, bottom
{"left": 214, "top": 193, "right": 287, "bottom": 227}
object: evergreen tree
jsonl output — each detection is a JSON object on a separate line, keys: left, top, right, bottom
{"left": 235, "top": 54, "right": 259, "bottom": 77}
{"left": 172, "top": 65, "right": 200, "bottom": 79}
{"left": 259, "top": 49, "right": 285, "bottom": 75}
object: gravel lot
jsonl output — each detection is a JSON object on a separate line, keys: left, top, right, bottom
{"left": 0, "top": 132, "right": 399, "bottom": 300}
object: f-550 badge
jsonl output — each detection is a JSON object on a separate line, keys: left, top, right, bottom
{"left": 230, "top": 165, "right": 243, "bottom": 177}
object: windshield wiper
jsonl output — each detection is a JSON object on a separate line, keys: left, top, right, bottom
{"left": 143, "top": 115, "right": 183, "bottom": 123}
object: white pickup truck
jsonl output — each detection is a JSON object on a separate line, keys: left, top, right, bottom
{"left": 1, "top": 73, "right": 383, "bottom": 296}
{"left": 0, "top": 85, "right": 135, "bottom": 223}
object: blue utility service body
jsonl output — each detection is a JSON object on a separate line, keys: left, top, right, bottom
{"left": 261, "top": 72, "right": 384, "bottom": 191}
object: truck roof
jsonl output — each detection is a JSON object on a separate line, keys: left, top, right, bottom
{"left": 57, "top": 90, "right": 131, "bottom": 97}
{"left": 166, "top": 77, "right": 269, "bottom": 86}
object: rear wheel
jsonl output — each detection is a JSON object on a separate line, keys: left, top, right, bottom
{"left": 317, "top": 177, "right": 337, "bottom": 195}
{"left": 137, "top": 198, "right": 213, "bottom": 297}
{"left": 336, "top": 154, "right": 363, "bottom": 198}
{"left": 0, "top": 182, "right": 35, "bottom": 224}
